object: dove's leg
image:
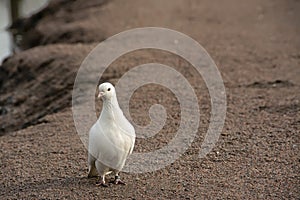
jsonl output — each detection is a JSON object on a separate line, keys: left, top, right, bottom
{"left": 113, "top": 171, "right": 126, "bottom": 185}
{"left": 96, "top": 175, "right": 108, "bottom": 187}
{"left": 95, "top": 161, "right": 108, "bottom": 187}
{"left": 87, "top": 153, "right": 98, "bottom": 178}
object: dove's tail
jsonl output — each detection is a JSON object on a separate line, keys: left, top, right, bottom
{"left": 88, "top": 154, "right": 98, "bottom": 178}
{"left": 88, "top": 165, "right": 98, "bottom": 178}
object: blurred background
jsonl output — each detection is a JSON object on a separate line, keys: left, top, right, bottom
{"left": 0, "top": 0, "right": 48, "bottom": 63}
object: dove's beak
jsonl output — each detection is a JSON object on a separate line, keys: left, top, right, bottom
{"left": 97, "top": 92, "right": 104, "bottom": 98}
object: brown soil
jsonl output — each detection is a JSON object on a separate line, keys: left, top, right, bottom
{"left": 1, "top": 0, "right": 299, "bottom": 199}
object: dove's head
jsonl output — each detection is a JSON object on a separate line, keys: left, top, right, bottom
{"left": 98, "top": 82, "right": 116, "bottom": 100}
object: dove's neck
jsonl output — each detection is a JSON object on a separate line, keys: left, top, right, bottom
{"left": 99, "top": 96, "right": 122, "bottom": 121}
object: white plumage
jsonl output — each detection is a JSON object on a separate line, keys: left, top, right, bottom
{"left": 88, "top": 82, "right": 135, "bottom": 186}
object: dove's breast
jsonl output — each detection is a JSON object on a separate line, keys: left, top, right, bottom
{"left": 88, "top": 118, "right": 134, "bottom": 170}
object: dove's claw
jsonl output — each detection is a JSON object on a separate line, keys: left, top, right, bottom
{"left": 114, "top": 179, "right": 126, "bottom": 185}
{"left": 96, "top": 181, "right": 108, "bottom": 187}
{"left": 114, "top": 176, "right": 126, "bottom": 185}
{"left": 96, "top": 176, "right": 108, "bottom": 187}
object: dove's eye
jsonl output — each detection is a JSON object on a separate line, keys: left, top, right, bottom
{"left": 107, "top": 88, "right": 111, "bottom": 91}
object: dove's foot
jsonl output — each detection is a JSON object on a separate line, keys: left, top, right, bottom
{"left": 96, "top": 176, "right": 108, "bottom": 187}
{"left": 96, "top": 180, "right": 108, "bottom": 187}
{"left": 114, "top": 175, "right": 126, "bottom": 185}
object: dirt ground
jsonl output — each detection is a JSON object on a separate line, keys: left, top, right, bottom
{"left": 1, "top": 0, "right": 299, "bottom": 199}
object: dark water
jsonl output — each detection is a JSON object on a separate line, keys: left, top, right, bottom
{"left": 0, "top": 0, "right": 48, "bottom": 64}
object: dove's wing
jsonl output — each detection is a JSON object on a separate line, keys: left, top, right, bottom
{"left": 112, "top": 106, "right": 135, "bottom": 157}
{"left": 112, "top": 106, "right": 135, "bottom": 137}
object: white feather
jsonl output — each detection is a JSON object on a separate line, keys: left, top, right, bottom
{"left": 88, "top": 82, "right": 135, "bottom": 177}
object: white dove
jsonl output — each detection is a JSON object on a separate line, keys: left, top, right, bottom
{"left": 88, "top": 82, "right": 135, "bottom": 187}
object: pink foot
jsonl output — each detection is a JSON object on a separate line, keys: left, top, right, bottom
{"left": 114, "top": 178, "right": 126, "bottom": 185}
{"left": 96, "top": 179, "right": 108, "bottom": 187}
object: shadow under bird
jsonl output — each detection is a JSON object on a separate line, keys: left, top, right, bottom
{"left": 88, "top": 82, "right": 135, "bottom": 187}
